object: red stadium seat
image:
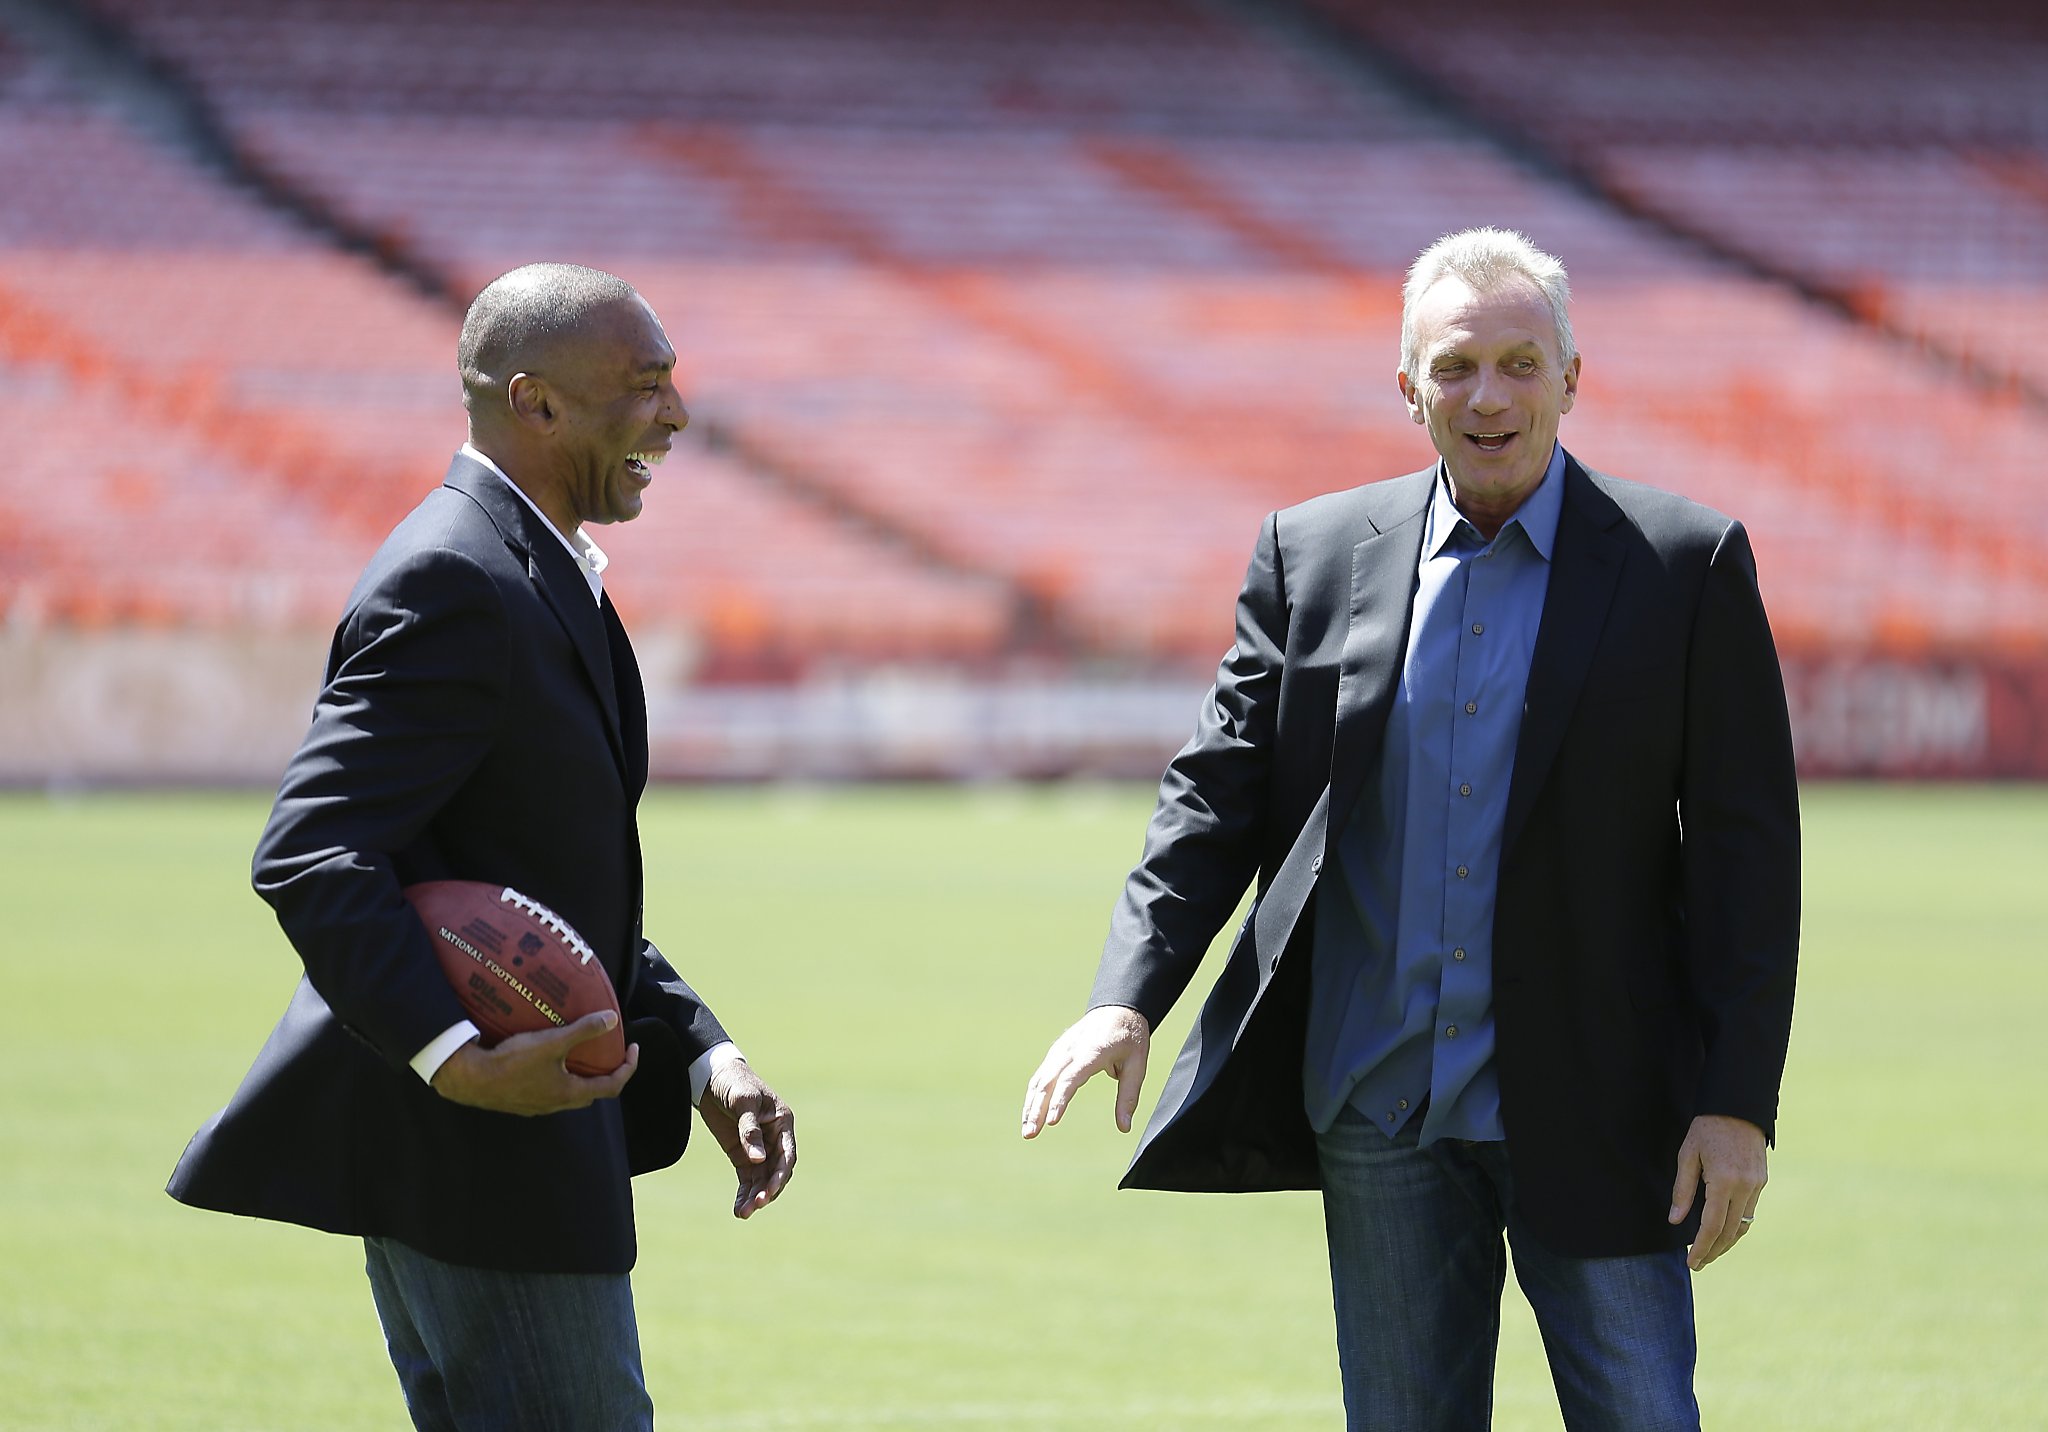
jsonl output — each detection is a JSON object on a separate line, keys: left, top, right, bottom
{"left": 7, "top": 0, "right": 2045, "bottom": 669}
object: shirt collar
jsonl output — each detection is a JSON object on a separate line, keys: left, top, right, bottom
{"left": 1423, "top": 442, "right": 1568, "bottom": 563}
{"left": 458, "top": 442, "right": 607, "bottom": 603}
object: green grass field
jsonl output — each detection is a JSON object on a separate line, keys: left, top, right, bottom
{"left": 2, "top": 784, "right": 2043, "bottom": 1429}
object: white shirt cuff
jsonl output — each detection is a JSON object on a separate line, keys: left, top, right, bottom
{"left": 688, "top": 1040, "right": 745, "bottom": 1106}
{"left": 411, "top": 1020, "right": 481, "bottom": 1083}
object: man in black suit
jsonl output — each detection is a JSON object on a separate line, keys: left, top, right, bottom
{"left": 1022, "top": 229, "right": 1797, "bottom": 1429}
{"left": 171, "top": 263, "right": 796, "bottom": 1431}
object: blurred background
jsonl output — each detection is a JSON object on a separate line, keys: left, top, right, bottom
{"left": 1, "top": 0, "right": 2044, "bottom": 785}
{"left": 3, "top": 7, "right": 2045, "bottom": 1429}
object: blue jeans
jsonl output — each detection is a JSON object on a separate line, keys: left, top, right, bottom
{"left": 364, "top": 1237, "right": 654, "bottom": 1432}
{"left": 1316, "top": 1106, "right": 1699, "bottom": 1431}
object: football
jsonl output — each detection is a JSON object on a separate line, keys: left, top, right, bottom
{"left": 401, "top": 880, "right": 627, "bottom": 1077}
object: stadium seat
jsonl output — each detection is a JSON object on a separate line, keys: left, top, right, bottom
{"left": 10, "top": 0, "right": 2046, "bottom": 674}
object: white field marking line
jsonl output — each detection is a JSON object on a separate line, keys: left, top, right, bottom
{"left": 685, "top": 1393, "right": 1342, "bottom": 1429}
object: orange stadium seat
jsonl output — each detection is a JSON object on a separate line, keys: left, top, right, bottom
{"left": 9, "top": 0, "right": 2047, "bottom": 672}
{"left": 0, "top": 31, "right": 1013, "bottom": 665}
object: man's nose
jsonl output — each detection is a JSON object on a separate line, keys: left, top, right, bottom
{"left": 1468, "top": 370, "right": 1508, "bottom": 414}
{"left": 662, "top": 386, "right": 689, "bottom": 431}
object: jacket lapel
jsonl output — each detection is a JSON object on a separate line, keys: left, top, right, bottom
{"left": 602, "top": 595, "right": 649, "bottom": 799}
{"left": 443, "top": 456, "right": 629, "bottom": 779}
{"left": 1327, "top": 470, "right": 1433, "bottom": 846}
{"left": 1501, "top": 458, "right": 1627, "bottom": 856}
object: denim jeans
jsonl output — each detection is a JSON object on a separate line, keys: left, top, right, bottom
{"left": 364, "top": 1237, "right": 654, "bottom": 1432}
{"left": 1316, "top": 1106, "right": 1699, "bottom": 1431}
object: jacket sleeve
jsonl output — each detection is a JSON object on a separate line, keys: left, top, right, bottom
{"left": 1679, "top": 519, "right": 1800, "bottom": 1141}
{"left": 1090, "top": 511, "right": 1289, "bottom": 1027}
{"left": 252, "top": 547, "right": 508, "bottom": 1067}
{"left": 627, "top": 939, "right": 730, "bottom": 1063}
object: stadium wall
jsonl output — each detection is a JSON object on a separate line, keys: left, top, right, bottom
{"left": 5, "top": 633, "right": 2043, "bottom": 785}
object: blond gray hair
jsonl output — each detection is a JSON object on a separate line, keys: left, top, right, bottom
{"left": 1399, "top": 228, "right": 1574, "bottom": 378}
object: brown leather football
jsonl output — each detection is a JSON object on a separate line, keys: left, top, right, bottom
{"left": 401, "top": 881, "right": 626, "bottom": 1077}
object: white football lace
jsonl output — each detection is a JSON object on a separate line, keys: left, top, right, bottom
{"left": 498, "top": 887, "right": 598, "bottom": 965}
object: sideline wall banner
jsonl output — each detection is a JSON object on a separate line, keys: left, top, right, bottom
{"left": 1782, "top": 655, "right": 2048, "bottom": 778}
{"left": 5, "top": 633, "right": 2045, "bottom": 783}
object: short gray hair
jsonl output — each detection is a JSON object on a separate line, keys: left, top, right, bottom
{"left": 1399, "top": 228, "right": 1574, "bottom": 378}
{"left": 458, "top": 262, "right": 639, "bottom": 409}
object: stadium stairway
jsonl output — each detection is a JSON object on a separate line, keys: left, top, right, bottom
{"left": 0, "top": 12, "right": 1019, "bottom": 667}
{"left": 14, "top": 0, "right": 2048, "bottom": 672}
{"left": 1305, "top": 0, "right": 2048, "bottom": 403}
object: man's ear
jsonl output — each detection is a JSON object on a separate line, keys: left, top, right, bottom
{"left": 1397, "top": 369, "right": 1425, "bottom": 426}
{"left": 507, "top": 372, "right": 554, "bottom": 430}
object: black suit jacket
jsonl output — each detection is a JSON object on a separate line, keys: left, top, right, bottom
{"left": 169, "top": 454, "right": 727, "bottom": 1274}
{"left": 1090, "top": 456, "right": 1799, "bottom": 1257}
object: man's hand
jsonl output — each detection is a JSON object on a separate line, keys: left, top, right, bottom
{"left": 699, "top": 1062, "right": 797, "bottom": 1219}
{"left": 1668, "top": 1113, "right": 1768, "bottom": 1271}
{"left": 429, "top": 1011, "right": 638, "bottom": 1116}
{"left": 1020, "top": 1005, "right": 1151, "bottom": 1138}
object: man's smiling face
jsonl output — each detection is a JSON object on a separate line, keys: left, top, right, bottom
{"left": 1398, "top": 274, "right": 1579, "bottom": 518}
{"left": 545, "top": 295, "right": 687, "bottom": 528}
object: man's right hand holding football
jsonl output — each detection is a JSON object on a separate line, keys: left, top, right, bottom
{"left": 430, "top": 1011, "right": 638, "bottom": 1116}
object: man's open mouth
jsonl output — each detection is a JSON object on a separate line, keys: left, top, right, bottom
{"left": 1466, "top": 432, "right": 1516, "bottom": 453}
{"left": 625, "top": 449, "right": 669, "bottom": 479}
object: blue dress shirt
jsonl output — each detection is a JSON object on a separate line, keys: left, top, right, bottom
{"left": 1303, "top": 444, "right": 1566, "bottom": 1145}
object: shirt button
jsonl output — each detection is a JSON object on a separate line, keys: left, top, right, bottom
{"left": 1397, "top": 1098, "right": 1409, "bottom": 1110}
{"left": 1471, "top": 623, "right": 1485, "bottom": 635}
{"left": 1453, "top": 947, "right": 1466, "bottom": 961}
{"left": 1465, "top": 701, "right": 1478, "bottom": 714}
{"left": 1456, "top": 865, "right": 1469, "bottom": 878}
{"left": 1459, "top": 782, "right": 1472, "bottom": 797}
{"left": 1445, "top": 1025, "right": 1459, "bottom": 1038}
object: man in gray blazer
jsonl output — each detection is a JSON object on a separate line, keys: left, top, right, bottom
{"left": 1022, "top": 229, "right": 1798, "bottom": 1429}
{"left": 172, "top": 264, "right": 796, "bottom": 1430}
